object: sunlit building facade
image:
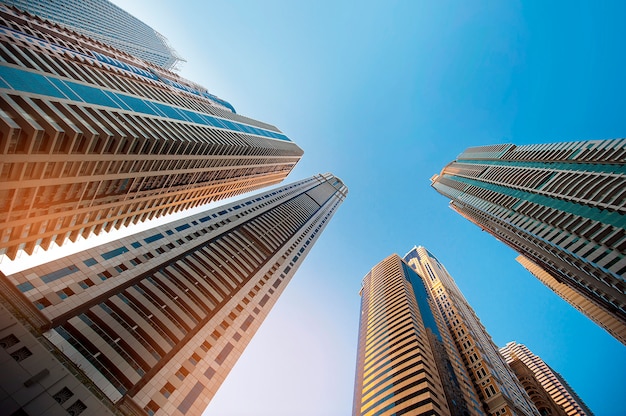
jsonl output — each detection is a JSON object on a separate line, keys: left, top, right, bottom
{"left": 405, "top": 247, "right": 538, "bottom": 416}
{"left": 1, "top": 0, "right": 184, "bottom": 69}
{"left": 500, "top": 342, "right": 594, "bottom": 416}
{"left": 0, "top": 5, "right": 303, "bottom": 260}
{"left": 0, "top": 173, "right": 347, "bottom": 415}
{"left": 431, "top": 139, "right": 626, "bottom": 345}
{"left": 353, "top": 247, "right": 538, "bottom": 416}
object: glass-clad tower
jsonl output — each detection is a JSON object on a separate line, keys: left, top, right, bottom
{"left": 0, "top": 5, "right": 302, "bottom": 260}
{"left": 431, "top": 139, "right": 626, "bottom": 345}
{"left": 0, "top": 173, "right": 347, "bottom": 415}
{"left": 353, "top": 247, "right": 538, "bottom": 416}
{"left": 2, "top": 0, "right": 184, "bottom": 69}
{"left": 500, "top": 342, "right": 594, "bottom": 416}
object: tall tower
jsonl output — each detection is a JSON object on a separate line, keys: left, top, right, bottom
{"left": 431, "top": 139, "right": 626, "bottom": 344}
{"left": 0, "top": 5, "right": 303, "bottom": 260}
{"left": 0, "top": 173, "right": 347, "bottom": 415}
{"left": 404, "top": 247, "right": 538, "bottom": 416}
{"left": 1, "top": 0, "right": 184, "bottom": 69}
{"left": 353, "top": 248, "right": 538, "bottom": 416}
{"left": 500, "top": 342, "right": 594, "bottom": 416}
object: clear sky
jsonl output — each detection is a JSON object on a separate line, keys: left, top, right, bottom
{"left": 7, "top": 1, "right": 626, "bottom": 415}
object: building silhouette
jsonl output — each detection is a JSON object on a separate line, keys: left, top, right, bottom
{"left": 0, "top": 173, "right": 347, "bottom": 415}
{"left": 1, "top": 0, "right": 184, "bottom": 69}
{"left": 431, "top": 139, "right": 626, "bottom": 345}
{"left": 353, "top": 247, "right": 538, "bottom": 416}
{"left": 0, "top": 5, "right": 303, "bottom": 260}
{"left": 500, "top": 342, "right": 594, "bottom": 416}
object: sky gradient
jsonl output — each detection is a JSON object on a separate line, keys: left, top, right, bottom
{"left": 4, "top": 1, "right": 625, "bottom": 415}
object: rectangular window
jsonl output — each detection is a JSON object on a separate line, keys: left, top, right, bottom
{"left": 17, "top": 282, "right": 35, "bottom": 292}
{"left": 101, "top": 246, "right": 129, "bottom": 260}
{"left": 144, "top": 233, "right": 165, "bottom": 244}
{"left": 40, "top": 265, "right": 79, "bottom": 284}
{"left": 175, "top": 224, "right": 191, "bottom": 232}
{"left": 83, "top": 258, "right": 98, "bottom": 267}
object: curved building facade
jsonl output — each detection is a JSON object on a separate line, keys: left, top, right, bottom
{"left": 353, "top": 254, "right": 458, "bottom": 416}
{"left": 431, "top": 139, "right": 626, "bottom": 345}
{"left": 0, "top": 5, "right": 302, "bottom": 260}
{"left": 500, "top": 342, "right": 594, "bottom": 416}
{"left": 2, "top": 0, "right": 184, "bottom": 70}
{"left": 405, "top": 247, "right": 539, "bottom": 416}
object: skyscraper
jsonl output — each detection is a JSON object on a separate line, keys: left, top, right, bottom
{"left": 431, "top": 139, "right": 626, "bottom": 345}
{"left": 500, "top": 342, "right": 594, "bottom": 416}
{"left": 0, "top": 5, "right": 303, "bottom": 260}
{"left": 2, "top": 0, "right": 184, "bottom": 69}
{"left": 405, "top": 247, "right": 538, "bottom": 416}
{"left": 353, "top": 247, "right": 538, "bottom": 416}
{"left": 0, "top": 173, "right": 347, "bottom": 415}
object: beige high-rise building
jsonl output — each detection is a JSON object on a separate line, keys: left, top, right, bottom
{"left": 431, "top": 139, "right": 626, "bottom": 345}
{"left": 0, "top": 5, "right": 303, "bottom": 260}
{"left": 0, "top": 173, "right": 347, "bottom": 415}
{"left": 353, "top": 247, "right": 539, "bottom": 416}
{"left": 404, "top": 247, "right": 538, "bottom": 416}
{"left": 500, "top": 342, "right": 594, "bottom": 416}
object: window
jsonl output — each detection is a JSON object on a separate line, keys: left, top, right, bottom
{"left": 175, "top": 367, "right": 189, "bottom": 381}
{"left": 160, "top": 383, "right": 175, "bottom": 398}
{"left": 53, "top": 387, "right": 74, "bottom": 404}
{"left": 67, "top": 400, "right": 87, "bottom": 416}
{"left": 11, "top": 347, "right": 33, "bottom": 362}
{"left": 0, "top": 334, "right": 19, "bottom": 349}
{"left": 145, "top": 400, "right": 160, "bottom": 416}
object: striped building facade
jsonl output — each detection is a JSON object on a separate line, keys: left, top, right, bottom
{"left": 500, "top": 342, "right": 594, "bottom": 416}
{"left": 353, "top": 248, "right": 538, "bottom": 416}
{"left": 0, "top": 5, "right": 302, "bottom": 260}
{"left": 353, "top": 254, "right": 461, "bottom": 416}
{"left": 405, "top": 247, "right": 538, "bottom": 416}
{"left": 0, "top": 173, "right": 347, "bottom": 415}
{"left": 431, "top": 139, "right": 626, "bottom": 344}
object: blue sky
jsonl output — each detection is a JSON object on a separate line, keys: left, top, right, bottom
{"left": 27, "top": 1, "right": 626, "bottom": 414}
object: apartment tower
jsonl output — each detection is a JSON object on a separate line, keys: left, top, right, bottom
{"left": 404, "top": 247, "right": 538, "bottom": 416}
{"left": 431, "top": 139, "right": 626, "bottom": 344}
{"left": 1, "top": 0, "right": 183, "bottom": 69}
{"left": 0, "top": 173, "right": 347, "bottom": 415}
{"left": 353, "top": 247, "right": 538, "bottom": 416}
{"left": 0, "top": 5, "right": 302, "bottom": 260}
{"left": 500, "top": 342, "right": 593, "bottom": 416}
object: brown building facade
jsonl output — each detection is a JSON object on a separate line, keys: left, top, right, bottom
{"left": 0, "top": 5, "right": 303, "bottom": 260}
{"left": 1, "top": 173, "right": 347, "bottom": 415}
{"left": 353, "top": 248, "right": 539, "bottom": 416}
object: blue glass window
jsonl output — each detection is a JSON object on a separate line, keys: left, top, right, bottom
{"left": 102, "top": 246, "right": 130, "bottom": 260}
{"left": 40, "top": 265, "right": 79, "bottom": 283}
{"left": 17, "top": 282, "right": 34, "bottom": 292}
{"left": 144, "top": 233, "right": 165, "bottom": 244}
{"left": 175, "top": 224, "right": 191, "bottom": 232}
{"left": 83, "top": 258, "right": 98, "bottom": 267}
